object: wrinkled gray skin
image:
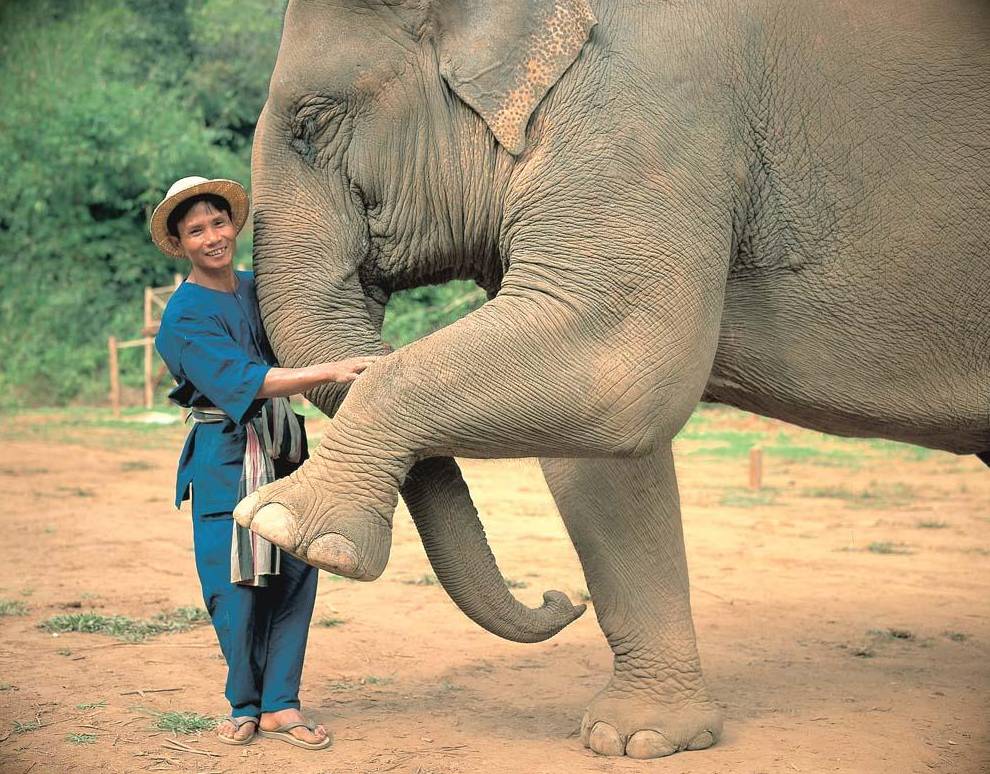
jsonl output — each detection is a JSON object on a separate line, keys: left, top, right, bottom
{"left": 236, "top": 0, "right": 990, "bottom": 759}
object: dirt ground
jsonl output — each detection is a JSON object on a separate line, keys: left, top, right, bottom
{"left": 0, "top": 405, "right": 988, "bottom": 774}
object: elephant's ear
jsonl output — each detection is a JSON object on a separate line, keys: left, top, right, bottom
{"left": 430, "top": 0, "right": 596, "bottom": 155}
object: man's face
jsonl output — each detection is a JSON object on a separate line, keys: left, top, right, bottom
{"left": 169, "top": 200, "right": 237, "bottom": 271}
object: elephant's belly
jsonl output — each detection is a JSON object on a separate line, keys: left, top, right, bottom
{"left": 703, "top": 274, "right": 990, "bottom": 455}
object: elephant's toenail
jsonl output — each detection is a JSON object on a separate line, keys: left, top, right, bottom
{"left": 232, "top": 491, "right": 260, "bottom": 528}
{"left": 588, "top": 722, "right": 624, "bottom": 756}
{"left": 249, "top": 503, "right": 296, "bottom": 547}
{"left": 626, "top": 730, "right": 676, "bottom": 759}
{"left": 687, "top": 729, "right": 716, "bottom": 750}
{"left": 307, "top": 533, "right": 360, "bottom": 577}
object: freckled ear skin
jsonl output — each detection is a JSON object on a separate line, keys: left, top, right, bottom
{"left": 431, "top": 0, "right": 597, "bottom": 155}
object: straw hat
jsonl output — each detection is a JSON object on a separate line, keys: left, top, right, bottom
{"left": 150, "top": 176, "right": 249, "bottom": 257}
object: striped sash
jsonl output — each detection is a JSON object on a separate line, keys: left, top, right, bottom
{"left": 189, "top": 398, "right": 303, "bottom": 587}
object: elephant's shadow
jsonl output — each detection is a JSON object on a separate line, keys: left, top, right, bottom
{"left": 317, "top": 632, "right": 919, "bottom": 739}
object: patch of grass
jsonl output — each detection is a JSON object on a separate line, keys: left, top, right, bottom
{"left": 803, "top": 482, "right": 917, "bottom": 509}
{"left": 326, "top": 679, "right": 360, "bottom": 692}
{"left": 361, "top": 675, "right": 393, "bottom": 686}
{"left": 120, "top": 460, "right": 155, "bottom": 471}
{"left": 865, "top": 439, "right": 935, "bottom": 461}
{"left": 40, "top": 607, "right": 209, "bottom": 642}
{"left": 56, "top": 648, "right": 73, "bottom": 656}
{"left": 0, "top": 599, "right": 29, "bottom": 616}
{"left": 154, "top": 711, "right": 217, "bottom": 735}
{"left": 13, "top": 719, "right": 43, "bottom": 734}
{"left": 505, "top": 578, "right": 529, "bottom": 589}
{"left": 66, "top": 733, "right": 97, "bottom": 745}
{"left": 0, "top": 684, "right": 16, "bottom": 692}
{"left": 315, "top": 616, "right": 345, "bottom": 628}
{"left": 916, "top": 520, "right": 949, "bottom": 529}
{"left": 402, "top": 574, "right": 438, "bottom": 586}
{"left": 943, "top": 631, "right": 968, "bottom": 642}
{"left": 55, "top": 485, "right": 95, "bottom": 498}
{"left": 719, "top": 487, "right": 778, "bottom": 508}
{"left": 851, "top": 644, "right": 875, "bottom": 658}
{"left": 867, "top": 541, "right": 913, "bottom": 555}
{"left": 75, "top": 700, "right": 107, "bottom": 710}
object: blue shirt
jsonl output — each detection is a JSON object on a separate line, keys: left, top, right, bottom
{"left": 155, "top": 271, "right": 300, "bottom": 516}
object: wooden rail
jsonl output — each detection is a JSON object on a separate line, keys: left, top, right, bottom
{"left": 108, "top": 274, "right": 182, "bottom": 417}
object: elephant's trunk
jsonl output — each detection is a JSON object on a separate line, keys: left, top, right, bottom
{"left": 403, "top": 458, "right": 585, "bottom": 643}
{"left": 252, "top": 131, "right": 583, "bottom": 641}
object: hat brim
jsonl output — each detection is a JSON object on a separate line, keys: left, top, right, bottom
{"left": 149, "top": 179, "right": 249, "bottom": 258}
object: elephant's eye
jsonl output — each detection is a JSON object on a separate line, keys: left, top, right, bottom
{"left": 289, "top": 94, "right": 349, "bottom": 167}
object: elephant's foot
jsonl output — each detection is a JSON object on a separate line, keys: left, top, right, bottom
{"left": 580, "top": 681, "right": 723, "bottom": 759}
{"left": 232, "top": 472, "right": 393, "bottom": 581}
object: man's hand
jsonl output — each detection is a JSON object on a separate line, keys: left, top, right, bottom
{"left": 257, "top": 356, "right": 382, "bottom": 399}
{"left": 321, "top": 356, "right": 380, "bottom": 384}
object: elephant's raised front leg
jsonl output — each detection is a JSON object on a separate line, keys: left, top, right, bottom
{"left": 234, "top": 274, "right": 721, "bottom": 581}
{"left": 541, "top": 449, "right": 722, "bottom": 759}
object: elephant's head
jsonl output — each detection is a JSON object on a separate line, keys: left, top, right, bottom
{"left": 250, "top": 0, "right": 596, "bottom": 642}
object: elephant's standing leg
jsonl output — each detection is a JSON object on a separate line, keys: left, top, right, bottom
{"left": 541, "top": 447, "right": 721, "bottom": 759}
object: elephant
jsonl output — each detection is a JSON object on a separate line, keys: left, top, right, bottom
{"left": 233, "top": 0, "right": 990, "bottom": 760}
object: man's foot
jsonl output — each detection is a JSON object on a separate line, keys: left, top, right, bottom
{"left": 259, "top": 708, "right": 330, "bottom": 748}
{"left": 217, "top": 716, "right": 257, "bottom": 745}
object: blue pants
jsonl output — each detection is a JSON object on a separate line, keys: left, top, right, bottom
{"left": 192, "top": 514, "right": 318, "bottom": 718}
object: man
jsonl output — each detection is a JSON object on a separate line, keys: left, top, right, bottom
{"left": 151, "top": 176, "right": 376, "bottom": 749}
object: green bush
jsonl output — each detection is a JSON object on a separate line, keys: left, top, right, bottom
{"left": 0, "top": 0, "right": 480, "bottom": 405}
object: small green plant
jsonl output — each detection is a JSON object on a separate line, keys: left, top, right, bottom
{"left": 75, "top": 700, "right": 107, "bottom": 710}
{"left": 120, "top": 460, "right": 155, "bottom": 471}
{"left": 316, "top": 616, "right": 345, "bottom": 628}
{"left": 0, "top": 599, "right": 29, "bottom": 617}
{"left": 0, "top": 684, "right": 15, "bottom": 692}
{"left": 66, "top": 733, "right": 97, "bottom": 745}
{"left": 916, "top": 520, "right": 948, "bottom": 529}
{"left": 57, "top": 648, "right": 73, "bottom": 656}
{"left": 943, "top": 631, "right": 968, "bottom": 642}
{"left": 361, "top": 675, "right": 393, "bottom": 686}
{"left": 154, "top": 711, "right": 217, "bottom": 735}
{"left": 719, "top": 488, "right": 778, "bottom": 508}
{"left": 402, "top": 574, "right": 438, "bottom": 586}
{"left": 56, "top": 486, "right": 95, "bottom": 498}
{"left": 13, "top": 719, "right": 43, "bottom": 734}
{"left": 40, "top": 607, "right": 209, "bottom": 642}
{"left": 867, "top": 541, "right": 912, "bottom": 555}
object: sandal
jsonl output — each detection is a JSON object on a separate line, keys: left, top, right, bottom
{"left": 217, "top": 715, "right": 258, "bottom": 746}
{"left": 259, "top": 720, "right": 333, "bottom": 750}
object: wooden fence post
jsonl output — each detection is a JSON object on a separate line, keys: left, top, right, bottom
{"left": 144, "top": 338, "right": 154, "bottom": 409}
{"left": 108, "top": 336, "right": 120, "bottom": 418}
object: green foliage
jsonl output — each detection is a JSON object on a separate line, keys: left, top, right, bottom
{"left": 382, "top": 282, "right": 487, "bottom": 348}
{"left": 0, "top": 0, "right": 277, "bottom": 405}
{"left": 1, "top": 1, "right": 481, "bottom": 405}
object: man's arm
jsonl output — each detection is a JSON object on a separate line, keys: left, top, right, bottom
{"left": 256, "top": 356, "right": 379, "bottom": 399}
